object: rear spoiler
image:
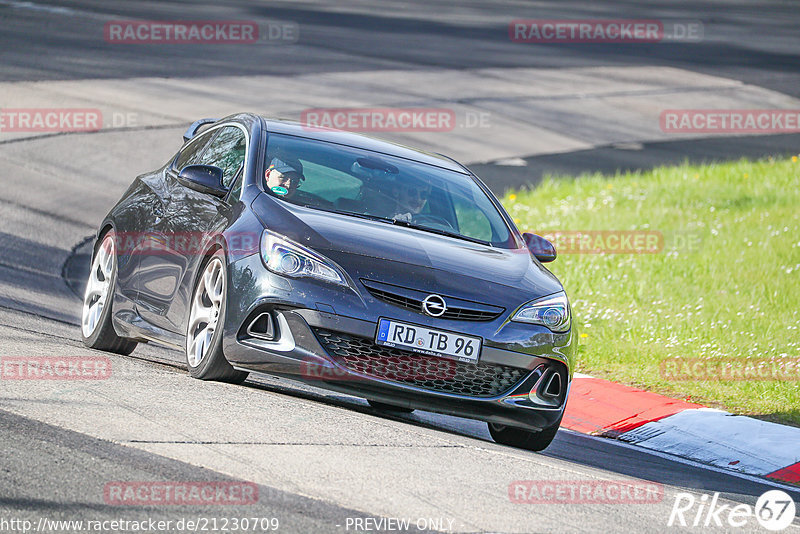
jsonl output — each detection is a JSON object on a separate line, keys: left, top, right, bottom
{"left": 183, "top": 118, "right": 219, "bottom": 143}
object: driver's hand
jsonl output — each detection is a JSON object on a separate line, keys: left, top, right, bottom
{"left": 393, "top": 212, "right": 413, "bottom": 222}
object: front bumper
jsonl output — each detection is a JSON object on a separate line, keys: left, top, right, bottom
{"left": 222, "top": 254, "right": 576, "bottom": 432}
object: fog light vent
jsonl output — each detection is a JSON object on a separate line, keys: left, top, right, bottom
{"left": 542, "top": 372, "right": 562, "bottom": 398}
{"left": 246, "top": 312, "right": 275, "bottom": 340}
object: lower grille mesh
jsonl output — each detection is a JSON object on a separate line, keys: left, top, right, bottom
{"left": 314, "top": 329, "right": 528, "bottom": 397}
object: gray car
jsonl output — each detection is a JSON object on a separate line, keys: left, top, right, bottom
{"left": 81, "top": 113, "right": 576, "bottom": 451}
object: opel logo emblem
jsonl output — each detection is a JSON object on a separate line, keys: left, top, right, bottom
{"left": 422, "top": 294, "right": 447, "bottom": 317}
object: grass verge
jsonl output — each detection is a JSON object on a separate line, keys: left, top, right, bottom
{"left": 504, "top": 155, "right": 800, "bottom": 426}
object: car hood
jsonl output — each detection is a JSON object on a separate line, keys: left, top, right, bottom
{"left": 252, "top": 194, "right": 563, "bottom": 305}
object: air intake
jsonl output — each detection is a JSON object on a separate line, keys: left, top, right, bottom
{"left": 542, "top": 372, "right": 562, "bottom": 398}
{"left": 361, "top": 279, "right": 504, "bottom": 321}
{"left": 246, "top": 312, "right": 275, "bottom": 340}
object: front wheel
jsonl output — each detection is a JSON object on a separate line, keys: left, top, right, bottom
{"left": 488, "top": 415, "right": 562, "bottom": 452}
{"left": 185, "top": 249, "right": 248, "bottom": 384}
{"left": 81, "top": 231, "right": 137, "bottom": 355}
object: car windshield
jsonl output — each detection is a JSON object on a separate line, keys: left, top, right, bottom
{"left": 263, "top": 133, "right": 516, "bottom": 248}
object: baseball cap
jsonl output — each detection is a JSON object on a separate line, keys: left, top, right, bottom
{"left": 268, "top": 157, "right": 304, "bottom": 178}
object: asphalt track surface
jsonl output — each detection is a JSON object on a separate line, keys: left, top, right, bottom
{"left": 1, "top": 1, "right": 800, "bottom": 533}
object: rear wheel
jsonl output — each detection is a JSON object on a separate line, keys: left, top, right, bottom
{"left": 488, "top": 414, "right": 562, "bottom": 452}
{"left": 368, "top": 400, "right": 414, "bottom": 414}
{"left": 185, "top": 250, "right": 248, "bottom": 384}
{"left": 81, "top": 231, "right": 137, "bottom": 355}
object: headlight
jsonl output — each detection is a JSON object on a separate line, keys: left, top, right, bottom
{"left": 261, "top": 231, "right": 347, "bottom": 286}
{"left": 511, "top": 291, "right": 571, "bottom": 332}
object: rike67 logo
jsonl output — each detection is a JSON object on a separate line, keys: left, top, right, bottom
{"left": 668, "top": 490, "right": 796, "bottom": 530}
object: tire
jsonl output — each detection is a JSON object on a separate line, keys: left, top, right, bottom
{"left": 368, "top": 400, "right": 414, "bottom": 414}
{"left": 81, "top": 231, "right": 138, "bottom": 355}
{"left": 488, "top": 414, "right": 562, "bottom": 452}
{"left": 185, "top": 249, "right": 248, "bottom": 384}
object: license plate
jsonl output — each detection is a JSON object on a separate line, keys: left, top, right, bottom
{"left": 375, "top": 318, "right": 481, "bottom": 363}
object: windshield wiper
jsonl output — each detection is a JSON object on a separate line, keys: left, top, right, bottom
{"left": 390, "top": 218, "right": 492, "bottom": 246}
{"left": 310, "top": 206, "right": 395, "bottom": 224}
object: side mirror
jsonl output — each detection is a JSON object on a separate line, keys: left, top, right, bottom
{"left": 523, "top": 232, "right": 557, "bottom": 263}
{"left": 177, "top": 165, "right": 227, "bottom": 198}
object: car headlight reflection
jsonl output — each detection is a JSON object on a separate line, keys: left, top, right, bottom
{"left": 511, "top": 291, "right": 571, "bottom": 332}
{"left": 261, "top": 231, "right": 347, "bottom": 286}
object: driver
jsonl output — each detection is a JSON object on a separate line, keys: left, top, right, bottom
{"left": 392, "top": 177, "right": 431, "bottom": 222}
{"left": 265, "top": 157, "right": 304, "bottom": 198}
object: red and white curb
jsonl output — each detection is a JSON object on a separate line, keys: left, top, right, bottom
{"left": 563, "top": 373, "right": 800, "bottom": 485}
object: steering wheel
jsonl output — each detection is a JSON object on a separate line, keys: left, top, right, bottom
{"left": 413, "top": 214, "right": 455, "bottom": 230}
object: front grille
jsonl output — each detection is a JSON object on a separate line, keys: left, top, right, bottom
{"left": 363, "top": 282, "right": 503, "bottom": 321}
{"left": 314, "top": 329, "right": 528, "bottom": 397}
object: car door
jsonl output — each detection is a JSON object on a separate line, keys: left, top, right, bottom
{"left": 139, "top": 124, "right": 249, "bottom": 334}
{"left": 134, "top": 128, "right": 217, "bottom": 330}
{"left": 110, "top": 171, "right": 169, "bottom": 309}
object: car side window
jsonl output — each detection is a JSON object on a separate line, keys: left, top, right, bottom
{"left": 173, "top": 130, "right": 215, "bottom": 172}
{"left": 195, "top": 126, "right": 247, "bottom": 189}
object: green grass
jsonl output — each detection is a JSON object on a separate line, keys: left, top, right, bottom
{"left": 503, "top": 156, "right": 800, "bottom": 425}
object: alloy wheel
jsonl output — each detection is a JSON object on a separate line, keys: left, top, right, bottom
{"left": 81, "top": 234, "right": 115, "bottom": 338}
{"left": 186, "top": 257, "right": 225, "bottom": 367}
